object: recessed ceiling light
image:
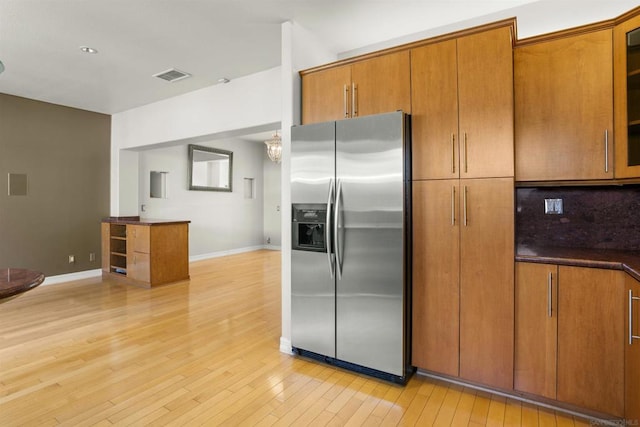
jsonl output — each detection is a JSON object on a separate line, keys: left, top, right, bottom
{"left": 80, "top": 46, "right": 98, "bottom": 54}
{"left": 218, "top": 78, "right": 230, "bottom": 84}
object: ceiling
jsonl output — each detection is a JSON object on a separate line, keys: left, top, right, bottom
{"left": 0, "top": 0, "right": 638, "bottom": 115}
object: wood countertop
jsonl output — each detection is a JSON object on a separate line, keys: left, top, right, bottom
{"left": 102, "top": 216, "right": 190, "bottom": 225}
{"left": 516, "top": 244, "right": 640, "bottom": 281}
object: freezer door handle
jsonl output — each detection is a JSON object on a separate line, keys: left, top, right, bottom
{"left": 327, "top": 179, "right": 335, "bottom": 278}
{"left": 334, "top": 179, "right": 343, "bottom": 280}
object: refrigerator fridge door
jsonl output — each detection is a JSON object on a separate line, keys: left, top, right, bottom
{"left": 291, "top": 121, "right": 336, "bottom": 358}
{"left": 335, "top": 111, "right": 408, "bottom": 376}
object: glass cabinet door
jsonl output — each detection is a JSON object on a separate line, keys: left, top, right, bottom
{"left": 615, "top": 13, "right": 640, "bottom": 178}
{"left": 626, "top": 28, "right": 640, "bottom": 167}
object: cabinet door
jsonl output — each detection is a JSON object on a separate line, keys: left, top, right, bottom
{"left": 411, "top": 40, "right": 459, "bottom": 180}
{"left": 127, "top": 251, "right": 150, "bottom": 283}
{"left": 557, "top": 266, "right": 624, "bottom": 418}
{"left": 615, "top": 15, "right": 640, "bottom": 178}
{"left": 150, "top": 224, "right": 190, "bottom": 286}
{"left": 514, "top": 262, "right": 558, "bottom": 399}
{"left": 351, "top": 51, "right": 411, "bottom": 118}
{"left": 626, "top": 274, "right": 640, "bottom": 420}
{"left": 128, "top": 225, "right": 150, "bottom": 254}
{"left": 515, "top": 30, "right": 613, "bottom": 181}
{"left": 459, "top": 178, "right": 514, "bottom": 390}
{"left": 412, "top": 180, "right": 460, "bottom": 376}
{"left": 301, "top": 65, "right": 351, "bottom": 124}
{"left": 457, "top": 27, "right": 514, "bottom": 179}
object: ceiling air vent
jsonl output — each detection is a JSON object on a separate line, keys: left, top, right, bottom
{"left": 153, "top": 68, "right": 191, "bottom": 83}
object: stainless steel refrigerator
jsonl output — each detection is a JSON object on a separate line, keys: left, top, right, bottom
{"left": 290, "top": 111, "right": 412, "bottom": 384}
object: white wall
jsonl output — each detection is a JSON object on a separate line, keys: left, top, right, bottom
{"left": 263, "top": 156, "right": 281, "bottom": 248}
{"left": 279, "top": 21, "right": 340, "bottom": 353}
{"left": 137, "top": 139, "right": 264, "bottom": 258}
{"left": 111, "top": 66, "right": 281, "bottom": 216}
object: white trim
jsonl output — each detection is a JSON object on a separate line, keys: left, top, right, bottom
{"left": 40, "top": 246, "right": 280, "bottom": 287}
{"left": 280, "top": 337, "right": 293, "bottom": 354}
{"left": 43, "top": 269, "right": 102, "bottom": 286}
{"left": 416, "top": 370, "right": 616, "bottom": 425}
{"left": 188, "top": 245, "right": 267, "bottom": 262}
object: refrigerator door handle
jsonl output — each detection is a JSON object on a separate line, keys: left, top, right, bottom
{"left": 334, "top": 179, "right": 343, "bottom": 280}
{"left": 326, "top": 179, "right": 335, "bottom": 278}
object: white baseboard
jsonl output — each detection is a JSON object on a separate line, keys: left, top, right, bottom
{"left": 280, "top": 337, "right": 293, "bottom": 354}
{"left": 189, "top": 245, "right": 277, "bottom": 262}
{"left": 41, "top": 246, "right": 282, "bottom": 287}
{"left": 43, "top": 269, "right": 102, "bottom": 286}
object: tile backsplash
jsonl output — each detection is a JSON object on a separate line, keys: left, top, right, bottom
{"left": 516, "top": 185, "right": 640, "bottom": 250}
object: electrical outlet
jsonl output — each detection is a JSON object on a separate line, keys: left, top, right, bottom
{"left": 68, "top": 255, "right": 75, "bottom": 264}
{"left": 89, "top": 252, "right": 96, "bottom": 262}
{"left": 544, "top": 198, "right": 564, "bottom": 215}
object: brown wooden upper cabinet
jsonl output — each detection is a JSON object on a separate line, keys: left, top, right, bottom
{"left": 515, "top": 29, "right": 614, "bottom": 181}
{"left": 411, "top": 26, "right": 514, "bottom": 180}
{"left": 615, "top": 12, "right": 640, "bottom": 179}
{"left": 301, "top": 51, "right": 411, "bottom": 125}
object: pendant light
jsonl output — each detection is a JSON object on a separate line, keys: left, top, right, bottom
{"left": 264, "top": 131, "right": 282, "bottom": 163}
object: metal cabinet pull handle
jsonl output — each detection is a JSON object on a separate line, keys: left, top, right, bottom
{"left": 548, "top": 272, "right": 553, "bottom": 318}
{"left": 451, "top": 186, "right": 456, "bottom": 226}
{"left": 343, "top": 85, "right": 350, "bottom": 118}
{"left": 334, "top": 179, "right": 343, "bottom": 280}
{"left": 352, "top": 83, "right": 358, "bottom": 117}
{"left": 463, "top": 132, "right": 468, "bottom": 174}
{"left": 629, "top": 289, "right": 640, "bottom": 345}
{"left": 326, "top": 179, "right": 335, "bottom": 278}
{"left": 463, "top": 186, "right": 468, "bottom": 227}
{"left": 451, "top": 133, "right": 456, "bottom": 174}
{"left": 604, "top": 129, "right": 609, "bottom": 173}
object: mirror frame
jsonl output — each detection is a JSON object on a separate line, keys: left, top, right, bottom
{"left": 188, "top": 144, "right": 233, "bottom": 192}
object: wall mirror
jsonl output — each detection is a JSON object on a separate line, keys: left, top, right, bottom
{"left": 188, "top": 144, "right": 233, "bottom": 192}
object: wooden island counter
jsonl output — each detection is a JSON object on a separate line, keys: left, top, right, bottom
{"left": 101, "top": 217, "right": 190, "bottom": 288}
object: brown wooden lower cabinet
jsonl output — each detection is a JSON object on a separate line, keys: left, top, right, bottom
{"left": 514, "top": 262, "right": 558, "bottom": 400}
{"left": 458, "top": 178, "right": 514, "bottom": 390}
{"left": 626, "top": 274, "right": 640, "bottom": 421}
{"left": 102, "top": 220, "right": 189, "bottom": 288}
{"left": 412, "top": 179, "right": 460, "bottom": 377}
{"left": 557, "top": 266, "right": 624, "bottom": 418}
{"left": 412, "top": 178, "right": 514, "bottom": 390}
{"left": 515, "top": 262, "right": 630, "bottom": 419}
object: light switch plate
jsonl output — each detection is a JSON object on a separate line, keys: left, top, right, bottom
{"left": 544, "top": 198, "right": 564, "bottom": 215}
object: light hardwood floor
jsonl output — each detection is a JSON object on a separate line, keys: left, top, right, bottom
{"left": 0, "top": 250, "right": 590, "bottom": 426}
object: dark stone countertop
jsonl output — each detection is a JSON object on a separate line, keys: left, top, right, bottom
{"left": 102, "top": 217, "right": 190, "bottom": 225}
{"left": 516, "top": 244, "right": 640, "bottom": 282}
{"left": 0, "top": 268, "right": 45, "bottom": 301}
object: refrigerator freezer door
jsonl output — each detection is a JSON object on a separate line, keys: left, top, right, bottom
{"left": 335, "top": 112, "right": 407, "bottom": 376}
{"left": 291, "top": 122, "right": 335, "bottom": 204}
{"left": 291, "top": 122, "right": 336, "bottom": 358}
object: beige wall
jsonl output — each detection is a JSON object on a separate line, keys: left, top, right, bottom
{"left": 0, "top": 94, "right": 111, "bottom": 276}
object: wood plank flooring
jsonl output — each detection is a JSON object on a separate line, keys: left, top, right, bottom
{"left": 0, "top": 250, "right": 591, "bottom": 426}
